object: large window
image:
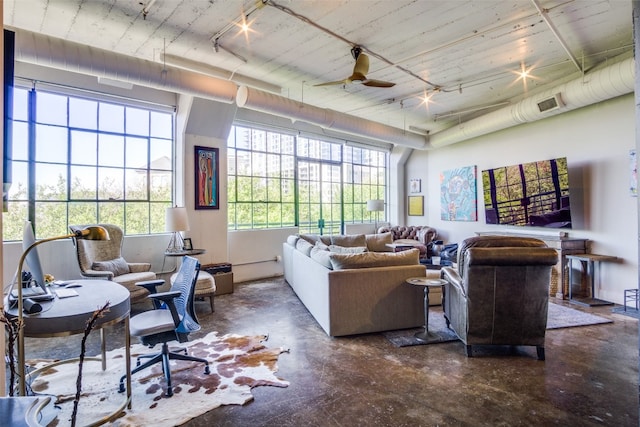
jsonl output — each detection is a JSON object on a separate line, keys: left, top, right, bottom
{"left": 2, "top": 87, "right": 174, "bottom": 240}
{"left": 227, "top": 124, "right": 387, "bottom": 231}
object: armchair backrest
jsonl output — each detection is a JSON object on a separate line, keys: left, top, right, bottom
{"left": 70, "top": 223, "right": 124, "bottom": 274}
{"left": 170, "top": 255, "right": 201, "bottom": 340}
{"left": 456, "top": 235, "right": 550, "bottom": 278}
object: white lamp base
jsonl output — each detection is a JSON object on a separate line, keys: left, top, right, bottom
{"left": 166, "top": 232, "right": 185, "bottom": 253}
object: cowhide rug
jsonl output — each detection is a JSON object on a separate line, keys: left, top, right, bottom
{"left": 28, "top": 332, "right": 289, "bottom": 426}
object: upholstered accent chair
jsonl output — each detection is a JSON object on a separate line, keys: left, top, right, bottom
{"left": 70, "top": 223, "right": 157, "bottom": 303}
{"left": 441, "top": 235, "right": 558, "bottom": 360}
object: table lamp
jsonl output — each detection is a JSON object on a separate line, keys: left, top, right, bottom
{"left": 367, "top": 199, "right": 384, "bottom": 232}
{"left": 14, "top": 225, "right": 109, "bottom": 396}
{"left": 165, "top": 206, "right": 190, "bottom": 253}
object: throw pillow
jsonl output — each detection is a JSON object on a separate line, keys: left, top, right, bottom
{"left": 295, "top": 238, "right": 314, "bottom": 256}
{"left": 365, "top": 232, "right": 393, "bottom": 252}
{"left": 329, "top": 248, "right": 420, "bottom": 270}
{"left": 310, "top": 247, "right": 333, "bottom": 269}
{"left": 328, "top": 245, "right": 367, "bottom": 254}
{"left": 315, "top": 241, "right": 330, "bottom": 251}
{"left": 330, "top": 234, "right": 366, "bottom": 247}
{"left": 92, "top": 257, "right": 130, "bottom": 276}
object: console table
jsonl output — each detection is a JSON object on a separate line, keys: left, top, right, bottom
{"left": 476, "top": 231, "right": 587, "bottom": 299}
{"left": 566, "top": 254, "right": 618, "bottom": 306}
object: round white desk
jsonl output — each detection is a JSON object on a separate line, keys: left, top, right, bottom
{"left": 5, "top": 279, "right": 132, "bottom": 424}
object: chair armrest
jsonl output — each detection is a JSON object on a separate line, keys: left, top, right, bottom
{"left": 147, "top": 290, "right": 180, "bottom": 302}
{"left": 441, "top": 266, "right": 465, "bottom": 298}
{"left": 81, "top": 269, "right": 114, "bottom": 280}
{"left": 136, "top": 279, "right": 165, "bottom": 294}
{"left": 128, "top": 262, "right": 152, "bottom": 273}
{"left": 147, "top": 290, "right": 182, "bottom": 325}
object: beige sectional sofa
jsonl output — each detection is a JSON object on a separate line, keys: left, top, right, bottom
{"left": 283, "top": 233, "right": 428, "bottom": 337}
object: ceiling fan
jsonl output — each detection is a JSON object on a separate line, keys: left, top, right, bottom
{"left": 315, "top": 46, "right": 396, "bottom": 88}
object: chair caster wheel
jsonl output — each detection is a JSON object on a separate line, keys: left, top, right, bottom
{"left": 204, "top": 366, "right": 210, "bottom": 375}
{"left": 118, "top": 383, "right": 125, "bottom": 393}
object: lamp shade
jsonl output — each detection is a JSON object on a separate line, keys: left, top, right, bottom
{"left": 165, "top": 206, "right": 190, "bottom": 232}
{"left": 366, "top": 199, "right": 384, "bottom": 212}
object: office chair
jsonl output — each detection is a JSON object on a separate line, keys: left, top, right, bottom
{"left": 119, "top": 255, "right": 210, "bottom": 397}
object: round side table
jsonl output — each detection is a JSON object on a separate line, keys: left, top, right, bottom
{"left": 406, "top": 277, "right": 447, "bottom": 343}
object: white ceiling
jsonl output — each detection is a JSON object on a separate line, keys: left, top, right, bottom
{"left": 3, "top": 0, "right": 634, "bottom": 142}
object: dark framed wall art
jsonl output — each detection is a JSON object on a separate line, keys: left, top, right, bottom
{"left": 194, "top": 146, "right": 220, "bottom": 210}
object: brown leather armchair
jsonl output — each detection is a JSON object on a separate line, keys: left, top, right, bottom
{"left": 441, "top": 236, "right": 558, "bottom": 360}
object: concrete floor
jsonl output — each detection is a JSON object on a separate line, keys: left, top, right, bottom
{"left": 23, "top": 277, "right": 639, "bottom": 426}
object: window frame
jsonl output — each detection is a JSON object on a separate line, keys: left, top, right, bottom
{"left": 2, "top": 84, "right": 176, "bottom": 241}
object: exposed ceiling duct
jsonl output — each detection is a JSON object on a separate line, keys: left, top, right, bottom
{"left": 11, "top": 28, "right": 238, "bottom": 104}
{"left": 429, "top": 55, "right": 635, "bottom": 148}
{"left": 235, "top": 86, "right": 427, "bottom": 149}
{"left": 9, "top": 28, "right": 634, "bottom": 152}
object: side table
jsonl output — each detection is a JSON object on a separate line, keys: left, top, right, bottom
{"left": 566, "top": 254, "right": 618, "bottom": 306}
{"left": 406, "top": 277, "right": 447, "bottom": 343}
{"left": 161, "top": 248, "right": 206, "bottom": 274}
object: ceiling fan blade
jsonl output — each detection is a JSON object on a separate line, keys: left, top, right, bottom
{"left": 353, "top": 53, "right": 370, "bottom": 76}
{"left": 363, "top": 79, "right": 396, "bottom": 88}
{"left": 314, "top": 79, "right": 350, "bottom": 87}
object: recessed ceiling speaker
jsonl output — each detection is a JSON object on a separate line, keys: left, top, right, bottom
{"left": 537, "top": 93, "right": 564, "bottom": 113}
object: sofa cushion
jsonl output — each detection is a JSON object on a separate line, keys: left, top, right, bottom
{"left": 92, "top": 256, "right": 130, "bottom": 276}
{"left": 330, "top": 234, "right": 366, "bottom": 247}
{"left": 328, "top": 245, "right": 368, "bottom": 254}
{"left": 310, "top": 247, "right": 333, "bottom": 269}
{"left": 295, "top": 238, "right": 314, "bottom": 256}
{"left": 329, "top": 248, "right": 420, "bottom": 270}
{"left": 365, "top": 232, "right": 393, "bottom": 252}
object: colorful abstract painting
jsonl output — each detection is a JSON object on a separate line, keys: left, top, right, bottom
{"left": 440, "top": 166, "right": 477, "bottom": 221}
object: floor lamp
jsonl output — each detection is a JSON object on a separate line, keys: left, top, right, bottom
{"left": 367, "top": 199, "right": 384, "bottom": 232}
{"left": 14, "top": 225, "right": 110, "bottom": 396}
{"left": 165, "top": 206, "right": 190, "bottom": 253}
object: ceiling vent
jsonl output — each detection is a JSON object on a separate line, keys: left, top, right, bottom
{"left": 537, "top": 93, "right": 564, "bottom": 113}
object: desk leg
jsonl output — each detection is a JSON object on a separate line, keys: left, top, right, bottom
{"left": 125, "top": 315, "right": 132, "bottom": 409}
{"left": 100, "top": 329, "right": 106, "bottom": 371}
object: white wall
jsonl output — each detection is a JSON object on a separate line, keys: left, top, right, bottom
{"left": 406, "top": 94, "right": 637, "bottom": 305}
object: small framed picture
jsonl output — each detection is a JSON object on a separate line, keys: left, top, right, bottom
{"left": 410, "top": 179, "right": 421, "bottom": 193}
{"left": 408, "top": 195, "right": 424, "bottom": 216}
{"left": 183, "top": 238, "right": 193, "bottom": 251}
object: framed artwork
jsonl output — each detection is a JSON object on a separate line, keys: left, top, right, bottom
{"left": 194, "top": 146, "right": 220, "bottom": 210}
{"left": 409, "top": 178, "right": 421, "bottom": 193}
{"left": 183, "top": 238, "right": 193, "bottom": 251}
{"left": 440, "top": 165, "right": 477, "bottom": 221}
{"left": 408, "top": 195, "right": 424, "bottom": 216}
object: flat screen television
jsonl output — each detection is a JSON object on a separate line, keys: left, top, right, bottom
{"left": 482, "top": 157, "right": 572, "bottom": 228}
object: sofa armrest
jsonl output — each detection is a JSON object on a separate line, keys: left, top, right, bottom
{"left": 416, "top": 227, "right": 437, "bottom": 245}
